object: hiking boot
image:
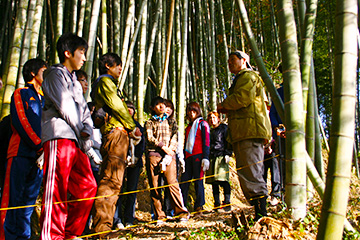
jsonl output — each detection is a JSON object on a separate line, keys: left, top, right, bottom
{"left": 194, "top": 206, "right": 204, "bottom": 216}
{"left": 222, "top": 202, "right": 232, "bottom": 212}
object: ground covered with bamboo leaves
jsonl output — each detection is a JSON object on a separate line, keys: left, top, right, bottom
{"left": 83, "top": 158, "right": 360, "bottom": 240}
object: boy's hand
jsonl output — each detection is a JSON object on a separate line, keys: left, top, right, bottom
{"left": 224, "top": 155, "right": 231, "bottom": 164}
{"left": 129, "top": 127, "right": 142, "bottom": 138}
{"left": 162, "top": 146, "right": 175, "bottom": 156}
{"left": 80, "top": 131, "right": 90, "bottom": 139}
{"left": 201, "top": 159, "right": 210, "bottom": 171}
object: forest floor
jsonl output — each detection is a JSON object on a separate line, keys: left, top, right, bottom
{"left": 80, "top": 154, "right": 360, "bottom": 240}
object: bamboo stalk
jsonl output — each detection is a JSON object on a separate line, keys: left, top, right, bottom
{"left": 159, "top": 0, "right": 175, "bottom": 97}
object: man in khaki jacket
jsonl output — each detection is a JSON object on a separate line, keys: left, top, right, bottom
{"left": 217, "top": 51, "right": 271, "bottom": 220}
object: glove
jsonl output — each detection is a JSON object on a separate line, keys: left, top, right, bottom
{"left": 36, "top": 152, "right": 44, "bottom": 170}
{"left": 86, "top": 147, "right": 103, "bottom": 165}
{"left": 80, "top": 139, "right": 93, "bottom": 152}
{"left": 225, "top": 155, "right": 231, "bottom": 164}
{"left": 160, "top": 155, "right": 173, "bottom": 172}
{"left": 201, "top": 159, "right": 210, "bottom": 172}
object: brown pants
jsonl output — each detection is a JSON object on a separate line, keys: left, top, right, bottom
{"left": 146, "top": 155, "right": 188, "bottom": 220}
{"left": 92, "top": 128, "right": 129, "bottom": 233}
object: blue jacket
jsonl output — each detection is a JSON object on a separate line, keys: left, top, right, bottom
{"left": 7, "top": 82, "right": 44, "bottom": 159}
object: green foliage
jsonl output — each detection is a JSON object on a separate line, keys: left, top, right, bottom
{"left": 187, "top": 226, "right": 239, "bottom": 239}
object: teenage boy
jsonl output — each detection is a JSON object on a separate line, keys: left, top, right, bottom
{"left": 40, "top": 33, "right": 97, "bottom": 239}
{"left": 91, "top": 53, "right": 141, "bottom": 234}
{"left": 145, "top": 96, "right": 189, "bottom": 224}
{"left": 113, "top": 101, "right": 145, "bottom": 229}
{"left": 0, "top": 59, "right": 47, "bottom": 240}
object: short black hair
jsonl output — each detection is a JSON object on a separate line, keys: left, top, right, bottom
{"left": 57, "top": 33, "right": 88, "bottom": 63}
{"left": 98, "top": 53, "right": 122, "bottom": 75}
{"left": 75, "top": 69, "right": 88, "bottom": 80}
{"left": 22, "top": 58, "right": 47, "bottom": 83}
{"left": 150, "top": 96, "right": 165, "bottom": 115}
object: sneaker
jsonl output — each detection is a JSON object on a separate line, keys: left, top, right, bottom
{"left": 156, "top": 219, "right": 165, "bottom": 226}
{"left": 125, "top": 222, "right": 133, "bottom": 228}
{"left": 115, "top": 222, "right": 125, "bottom": 229}
{"left": 178, "top": 212, "right": 190, "bottom": 222}
{"left": 269, "top": 196, "right": 280, "bottom": 206}
{"left": 222, "top": 202, "right": 232, "bottom": 212}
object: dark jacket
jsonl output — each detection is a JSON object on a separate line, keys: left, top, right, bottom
{"left": 8, "top": 83, "right": 44, "bottom": 159}
{"left": 209, "top": 123, "right": 232, "bottom": 158}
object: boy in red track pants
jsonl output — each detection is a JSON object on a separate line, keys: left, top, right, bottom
{"left": 40, "top": 33, "right": 97, "bottom": 240}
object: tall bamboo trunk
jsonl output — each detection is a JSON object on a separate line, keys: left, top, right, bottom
{"left": 1, "top": 0, "right": 29, "bottom": 118}
{"left": 17, "top": 0, "right": 37, "bottom": 88}
{"left": 84, "top": 0, "right": 101, "bottom": 100}
{"left": 216, "top": 0, "right": 231, "bottom": 89}
{"left": 118, "top": 0, "right": 146, "bottom": 91}
{"left": 29, "top": 0, "right": 44, "bottom": 59}
{"left": 137, "top": 0, "right": 147, "bottom": 125}
{"left": 235, "top": 0, "right": 285, "bottom": 120}
{"left": 209, "top": 0, "right": 216, "bottom": 111}
{"left": 317, "top": 0, "right": 358, "bottom": 238}
{"left": 113, "top": 0, "right": 121, "bottom": 55}
{"left": 101, "top": 0, "right": 107, "bottom": 54}
{"left": 177, "top": 0, "right": 189, "bottom": 151}
{"left": 160, "top": 0, "right": 175, "bottom": 97}
{"left": 144, "top": 0, "right": 160, "bottom": 95}
{"left": 276, "top": 0, "right": 307, "bottom": 220}
{"left": 121, "top": 0, "right": 135, "bottom": 65}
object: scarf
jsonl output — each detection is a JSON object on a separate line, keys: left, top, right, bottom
{"left": 185, "top": 117, "right": 202, "bottom": 154}
{"left": 152, "top": 113, "right": 168, "bottom": 123}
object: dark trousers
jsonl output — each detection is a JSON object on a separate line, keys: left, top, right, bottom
{"left": 1, "top": 156, "right": 42, "bottom": 239}
{"left": 114, "top": 163, "right": 142, "bottom": 225}
{"left": 263, "top": 152, "right": 281, "bottom": 197}
{"left": 211, "top": 181, "right": 231, "bottom": 206}
{"left": 180, "top": 155, "right": 205, "bottom": 210}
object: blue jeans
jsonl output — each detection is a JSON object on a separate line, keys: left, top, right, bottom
{"left": 180, "top": 154, "right": 205, "bottom": 210}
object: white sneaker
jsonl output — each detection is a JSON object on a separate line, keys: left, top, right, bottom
{"left": 178, "top": 213, "right": 190, "bottom": 222}
{"left": 269, "top": 196, "right": 280, "bottom": 206}
{"left": 125, "top": 222, "right": 133, "bottom": 228}
{"left": 116, "top": 222, "right": 125, "bottom": 229}
{"left": 156, "top": 219, "right": 165, "bottom": 226}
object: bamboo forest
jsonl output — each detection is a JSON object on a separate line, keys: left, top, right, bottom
{"left": 0, "top": 0, "right": 359, "bottom": 239}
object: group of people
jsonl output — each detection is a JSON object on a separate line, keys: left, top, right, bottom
{"left": 0, "top": 32, "right": 285, "bottom": 240}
